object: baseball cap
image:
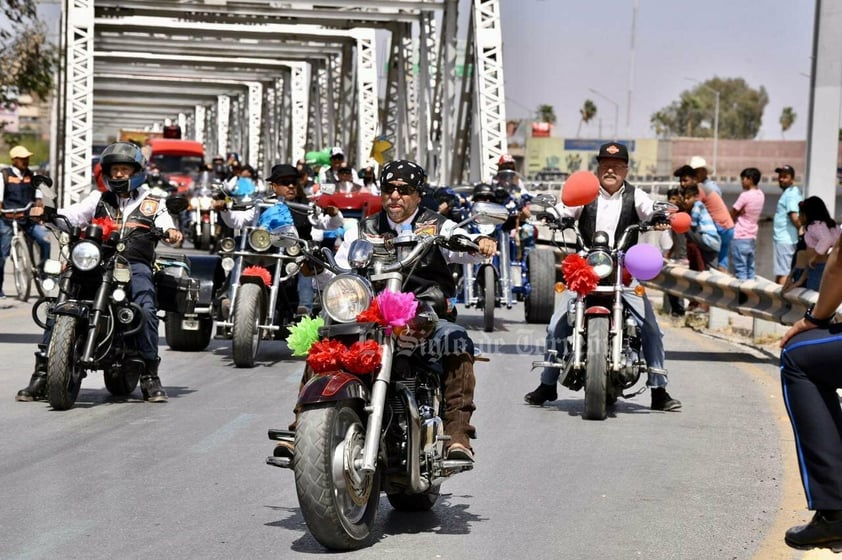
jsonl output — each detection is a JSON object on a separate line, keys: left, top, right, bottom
{"left": 9, "top": 145, "right": 33, "bottom": 159}
{"left": 689, "top": 156, "right": 707, "bottom": 169}
{"left": 775, "top": 164, "right": 795, "bottom": 176}
{"left": 330, "top": 147, "right": 345, "bottom": 159}
{"left": 267, "top": 163, "right": 299, "bottom": 184}
{"left": 596, "top": 142, "right": 629, "bottom": 163}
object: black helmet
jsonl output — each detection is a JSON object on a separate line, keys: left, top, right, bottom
{"left": 472, "top": 183, "right": 495, "bottom": 203}
{"left": 100, "top": 142, "right": 147, "bottom": 193}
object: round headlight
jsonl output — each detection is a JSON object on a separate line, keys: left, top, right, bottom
{"left": 219, "top": 237, "right": 236, "bottom": 252}
{"left": 586, "top": 250, "right": 614, "bottom": 278}
{"left": 248, "top": 228, "right": 272, "bottom": 252}
{"left": 322, "top": 275, "right": 373, "bottom": 323}
{"left": 40, "top": 277, "right": 56, "bottom": 292}
{"left": 112, "top": 287, "right": 127, "bottom": 302}
{"left": 284, "top": 243, "right": 301, "bottom": 257}
{"left": 221, "top": 256, "right": 235, "bottom": 272}
{"left": 71, "top": 241, "right": 101, "bottom": 271}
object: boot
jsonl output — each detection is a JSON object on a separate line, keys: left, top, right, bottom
{"left": 16, "top": 347, "right": 48, "bottom": 402}
{"left": 442, "top": 353, "right": 477, "bottom": 461}
{"left": 140, "top": 357, "right": 168, "bottom": 403}
{"left": 277, "top": 366, "right": 312, "bottom": 458}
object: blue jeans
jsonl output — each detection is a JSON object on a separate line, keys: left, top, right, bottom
{"left": 0, "top": 219, "right": 51, "bottom": 291}
{"left": 540, "top": 289, "right": 668, "bottom": 388}
{"left": 717, "top": 225, "right": 734, "bottom": 270}
{"left": 297, "top": 272, "right": 314, "bottom": 311}
{"left": 730, "top": 238, "right": 756, "bottom": 280}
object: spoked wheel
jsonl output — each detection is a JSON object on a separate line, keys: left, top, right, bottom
{"left": 583, "top": 316, "right": 609, "bottom": 420}
{"left": 29, "top": 241, "right": 44, "bottom": 297}
{"left": 294, "top": 403, "right": 380, "bottom": 551}
{"left": 46, "top": 315, "right": 85, "bottom": 410}
{"left": 482, "top": 265, "right": 495, "bottom": 332}
{"left": 232, "top": 283, "right": 264, "bottom": 368}
{"left": 11, "top": 237, "right": 32, "bottom": 302}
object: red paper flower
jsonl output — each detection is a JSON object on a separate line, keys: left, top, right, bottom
{"left": 306, "top": 339, "right": 347, "bottom": 373}
{"left": 90, "top": 216, "right": 117, "bottom": 239}
{"left": 562, "top": 253, "right": 599, "bottom": 296}
{"left": 242, "top": 265, "right": 272, "bottom": 287}
{"left": 356, "top": 297, "right": 386, "bottom": 325}
{"left": 340, "top": 340, "right": 382, "bottom": 374}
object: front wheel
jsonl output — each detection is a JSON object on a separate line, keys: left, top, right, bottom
{"left": 583, "top": 316, "right": 609, "bottom": 420}
{"left": 232, "top": 283, "right": 264, "bottom": 368}
{"left": 525, "top": 248, "right": 555, "bottom": 324}
{"left": 200, "top": 222, "right": 211, "bottom": 250}
{"left": 46, "top": 315, "right": 85, "bottom": 410}
{"left": 482, "top": 265, "right": 495, "bottom": 332}
{"left": 11, "top": 236, "right": 32, "bottom": 302}
{"left": 294, "top": 403, "right": 380, "bottom": 551}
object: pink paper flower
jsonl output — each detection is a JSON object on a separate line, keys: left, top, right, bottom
{"left": 377, "top": 290, "right": 418, "bottom": 328}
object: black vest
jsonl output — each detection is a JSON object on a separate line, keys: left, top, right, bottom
{"left": 94, "top": 191, "right": 161, "bottom": 264}
{"left": 359, "top": 208, "right": 455, "bottom": 316}
{"left": 578, "top": 183, "right": 640, "bottom": 248}
{"left": 2, "top": 167, "right": 36, "bottom": 211}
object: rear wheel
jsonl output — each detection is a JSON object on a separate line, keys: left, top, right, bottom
{"left": 46, "top": 315, "right": 84, "bottom": 410}
{"left": 165, "top": 312, "right": 213, "bottom": 352}
{"left": 482, "top": 266, "right": 495, "bottom": 332}
{"left": 525, "top": 248, "right": 555, "bottom": 324}
{"left": 11, "top": 236, "right": 32, "bottom": 302}
{"left": 294, "top": 403, "right": 380, "bottom": 550}
{"left": 583, "top": 316, "right": 609, "bottom": 420}
{"left": 232, "top": 283, "right": 264, "bottom": 368}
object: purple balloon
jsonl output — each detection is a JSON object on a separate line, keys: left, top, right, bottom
{"left": 625, "top": 243, "right": 664, "bottom": 281}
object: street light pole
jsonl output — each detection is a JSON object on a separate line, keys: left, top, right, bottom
{"left": 589, "top": 88, "right": 619, "bottom": 141}
{"left": 684, "top": 77, "right": 720, "bottom": 176}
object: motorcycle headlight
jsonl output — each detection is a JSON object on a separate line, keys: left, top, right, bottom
{"left": 322, "top": 275, "right": 373, "bottom": 323}
{"left": 284, "top": 243, "right": 301, "bottom": 257}
{"left": 587, "top": 250, "right": 614, "bottom": 278}
{"left": 41, "top": 277, "right": 56, "bottom": 292}
{"left": 71, "top": 241, "right": 101, "bottom": 271}
{"left": 219, "top": 237, "right": 236, "bottom": 252}
{"left": 221, "top": 256, "right": 235, "bottom": 272}
{"left": 248, "top": 228, "right": 272, "bottom": 252}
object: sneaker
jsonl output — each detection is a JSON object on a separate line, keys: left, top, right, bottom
{"left": 524, "top": 383, "right": 558, "bottom": 406}
{"left": 446, "top": 443, "right": 474, "bottom": 462}
{"left": 0, "top": 291, "right": 5, "bottom": 299}
{"left": 786, "top": 511, "right": 842, "bottom": 551}
{"left": 651, "top": 387, "right": 681, "bottom": 411}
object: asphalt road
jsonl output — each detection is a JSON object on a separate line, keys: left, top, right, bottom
{"left": 0, "top": 293, "right": 808, "bottom": 560}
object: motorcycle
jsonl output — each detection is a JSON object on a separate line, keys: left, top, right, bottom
{"left": 529, "top": 193, "right": 682, "bottom": 420}
{"left": 265, "top": 203, "right": 508, "bottom": 550}
{"left": 188, "top": 179, "right": 219, "bottom": 251}
{"left": 36, "top": 197, "right": 190, "bottom": 410}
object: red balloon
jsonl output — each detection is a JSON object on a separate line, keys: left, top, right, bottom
{"left": 561, "top": 170, "right": 600, "bottom": 207}
{"left": 670, "top": 212, "right": 691, "bottom": 234}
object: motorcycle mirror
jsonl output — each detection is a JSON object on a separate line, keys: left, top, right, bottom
{"left": 527, "top": 193, "right": 557, "bottom": 215}
{"left": 165, "top": 196, "right": 189, "bottom": 214}
{"left": 347, "top": 238, "right": 374, "bottom": 269}
{"left": 653, "top": 200, "right": 678, "bottom": 214}
{"left": 32, "top": 174, "right": 53, "bottom": 189}
{"left": 470, "top": 201, "right": 509, "bottom": 226}
{"left": 269, "top": 223, "right": 299, "bottom": 248}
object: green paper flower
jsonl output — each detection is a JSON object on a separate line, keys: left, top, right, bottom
{"left": 286, "top": 315, "right": 324, "bottom": 356}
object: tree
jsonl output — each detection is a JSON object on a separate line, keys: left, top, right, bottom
{"left": 576, "top": 99, "right": 597, "bottom": 137}
{"left": 535, "top": 104, "right": 557, "bottom": 125}
{"left": 0, "top": 1, "right": 57, "bottom": 110}
{"left": 780, "top": 106, "right": 796, "bottom": 138}
{"left": 650, "top": 77, "right": 769, "bottom": 139}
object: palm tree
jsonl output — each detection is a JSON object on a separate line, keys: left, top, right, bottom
{"left": 577, "top": 99, "right": 597, "bottom": 137}
{"left": 535, "top": 104, "right": 557, "bottom": 125}
{"left": 780, "top": 106, "right": 796, "bottom": 138}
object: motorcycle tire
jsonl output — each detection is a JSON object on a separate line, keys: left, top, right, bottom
{"left": 46, "top": 315, "right": 84, "bottom": 411}
{"left": 165, "top": 312, "right": 213, "bottom": 352}
{"left": 583, "top": 316, "right": 609, "bottom": 420}
{"left": 232, "top": 283, "right": 264, "bottom": 368}
{"left": 483, "top": 265, "right": 495, "bottom": 332}
{"left": 200, "top": 222, "right": 211, "bottom": 251}
{"left": 387, "top": 486, "right": 440, "bottom": 511}
{"left": 11, "top": 236, "right": 32, "bottom": 303}
{"left": 294, "top": 403, "right": 380, "bottom": 551}
{"left": 103, "top": 368, "right": 140, "bottom": 397}
{"left": 525, "top": 248, "right": 555, "bottom": 324}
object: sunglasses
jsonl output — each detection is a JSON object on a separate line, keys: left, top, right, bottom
{"left": 381, "top": 183, "right": 418, "bottom": 196}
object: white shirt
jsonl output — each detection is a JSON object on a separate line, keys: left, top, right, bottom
{"left": 555, "top": 182, "right": 655, "bottom": 246}
{"left": 218, "top": 198, "right": 344, "bottom": 231}
{"left": 58, "top": 185, "right": 176, "bottom": 233}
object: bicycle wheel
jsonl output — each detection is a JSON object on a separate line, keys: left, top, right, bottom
{"left": 28, "top": 239, "right": 44, "bottom": 297}
{"left": 11, "top": 236, "right": 33, "bottom": 302}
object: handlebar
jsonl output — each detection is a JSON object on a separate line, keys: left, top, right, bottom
{"left": 0, "top": 202, "right": 35, "bottom": 216}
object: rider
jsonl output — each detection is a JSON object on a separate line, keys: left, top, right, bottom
{"left": 279, "top": 160, "right": 497, "bottom": 463}
{"left": 523, "top": 142, "right": 682, "bottom": 412}
{"left": 16, "top": 142, "right": 183, "bottom": 403}
{"left": 317, "top": 147, "right": 356, "bottom": 189}
{"left": 0, "top": 144, "right": 51, "bottom": 298}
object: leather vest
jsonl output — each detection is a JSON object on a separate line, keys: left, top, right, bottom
{"left": 94, "top": 191, "right": 161, "bottom": 264}
{"left": 578, "top": 183, "right": 640, "bottom": 248}
{"left": 359, "top": 208, "right": 455, "bottom": 316}
{"left": 2, "top": 168, "right": 36, "bottom": 211}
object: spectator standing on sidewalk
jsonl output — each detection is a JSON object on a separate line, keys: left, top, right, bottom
{"left": 729, "top": 167, "right": 765, "bottom": 280}
{"left": 689, "top": 157, "right": 734, "bottom": 272}
{"left": 773, "top": 164, "right": 803, "bottom": 284}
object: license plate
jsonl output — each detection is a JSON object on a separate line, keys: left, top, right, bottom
{"left": 181, "top": 319, "right": 199, "bottom": 331}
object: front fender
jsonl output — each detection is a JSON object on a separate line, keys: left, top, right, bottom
{"left": 298, "top": 371, "right": 370, "bottom": 406}
{"left": 52, "top": 300, "right": 90, "bottom": 322}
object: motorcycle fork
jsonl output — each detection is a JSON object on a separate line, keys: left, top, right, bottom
{"left": 463, "top": 263, "right": 475, "bottom": 305}
{"left": 571, "top": 297, "right": 586, "bottom": 368}
{"left": 264, "top": 260, "right": 283, "bottom": 327}
{"left": 81, "top": 270, "right": 113, "bottom": 364}
{"left": 497, "top": 229, "right": 513, "bottom": 308}
{"left": 610, "top": 284, "right": 624, "bottom": 373}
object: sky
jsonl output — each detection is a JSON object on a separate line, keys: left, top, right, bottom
{"left": 497, "top": 0, "right": 818, "bottom": 140}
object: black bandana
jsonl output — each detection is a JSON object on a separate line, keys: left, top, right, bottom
{"left": 380, "top": 160, "right": 426, "bottom": 188}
